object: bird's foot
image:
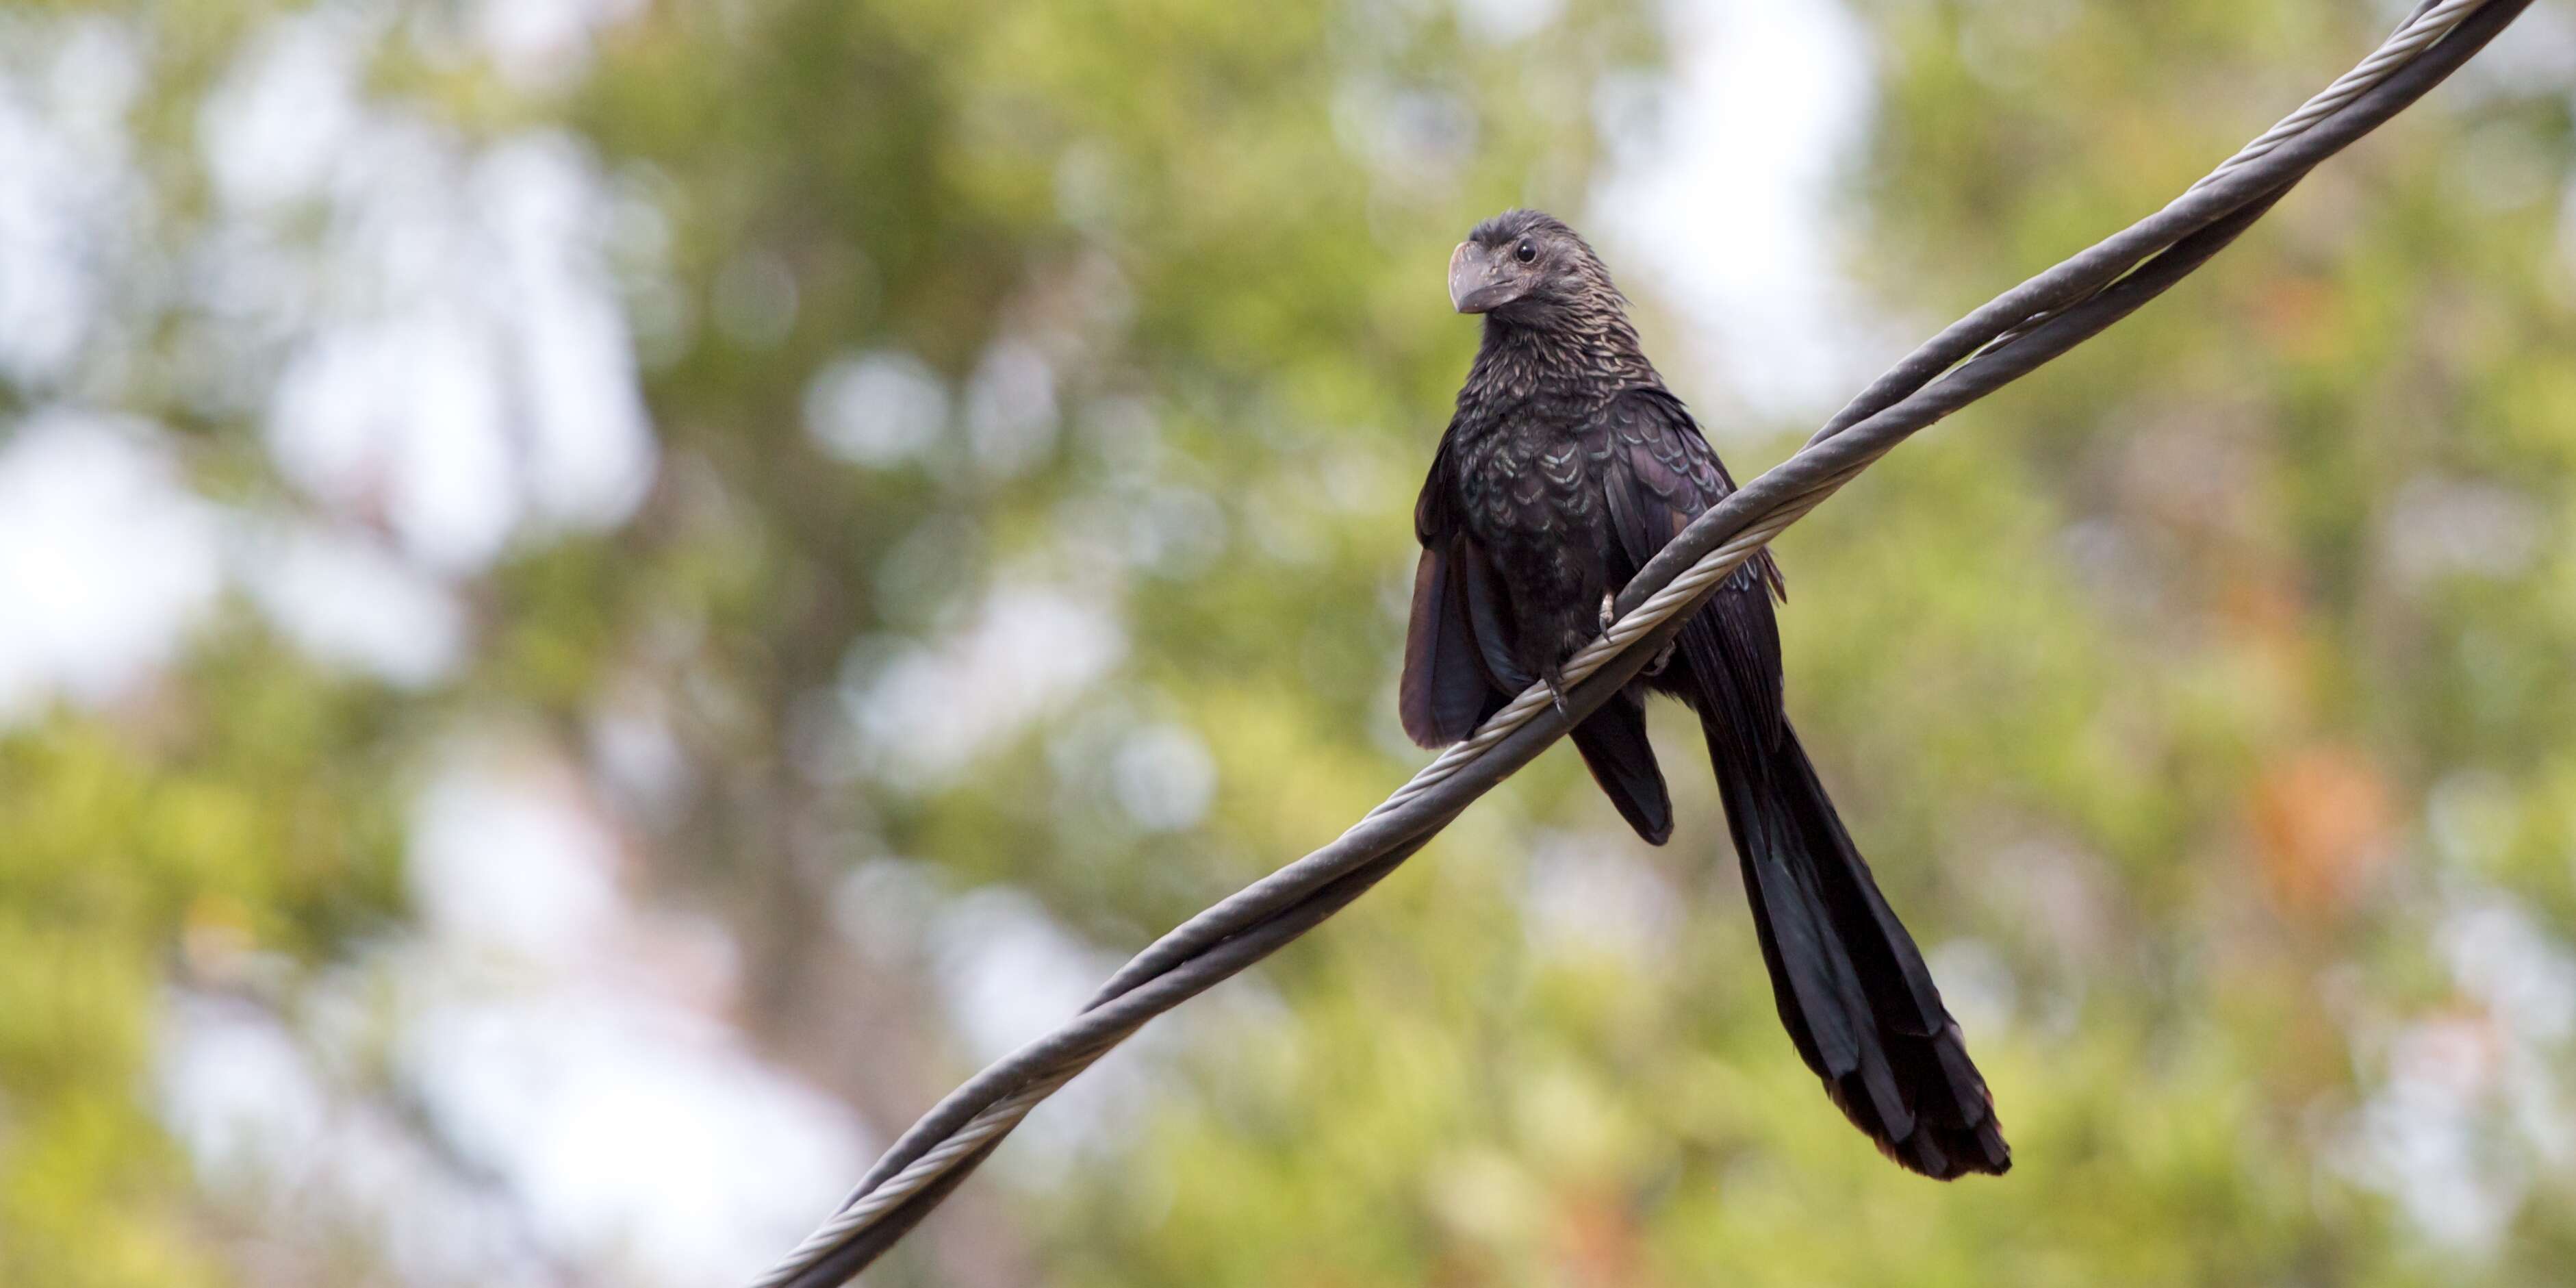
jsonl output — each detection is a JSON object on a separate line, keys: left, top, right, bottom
{"left": 1603, "top": 592, "right": 1675, "bottom": 677}
{"left": 1541, "top": 664, "right": 1572, "bottom": 718}
{"left": 1645, "top": 633, "right": 1679, "bottom": 677}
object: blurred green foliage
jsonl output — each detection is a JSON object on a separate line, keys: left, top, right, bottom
{"left": 6, "top": 0, "right": 2576, "bottom": 1285}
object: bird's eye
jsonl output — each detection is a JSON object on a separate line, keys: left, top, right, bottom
{"left": 1514, "top": 240, "right": 1537, "bottom": 264}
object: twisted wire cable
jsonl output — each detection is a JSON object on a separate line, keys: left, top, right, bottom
{"left": 2200, "top": 0, "right": 2484, "bottom": 188}
{"left": 754, "top": 4, "right": 2529, "bottom": 1283}
{"left": 1989, "top": 0, "right": 2492, "bottom": 353}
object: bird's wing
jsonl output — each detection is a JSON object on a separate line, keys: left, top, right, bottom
{"left": 1401, "top": 438, "right": 1512, "bottom": 746}
{"left": 1593, "top": 388, "right": 1786, "bottom": 759}
{"left": 1405, "top": 428, "right": 1675, "bottom": 840}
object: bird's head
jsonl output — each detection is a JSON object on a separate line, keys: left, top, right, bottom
{"left": 1447, "top": 208, "right": 1620, "bottom": 324}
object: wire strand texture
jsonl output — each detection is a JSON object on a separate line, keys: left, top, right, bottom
{"left": 755, "top": 3, "right": 2530, "bottom": 1283}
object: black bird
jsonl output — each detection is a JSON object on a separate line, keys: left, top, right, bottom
{"left": 1403, "top": 209, "right": 2009, "bottom": 1179}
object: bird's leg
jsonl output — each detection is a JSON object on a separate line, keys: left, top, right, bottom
{"left": 1601, "top": 593, "right": 1676, "bottom": 677}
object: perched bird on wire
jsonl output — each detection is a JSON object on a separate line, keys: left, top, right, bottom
{"left": 1402, "top": 208, "right": 2009, "bottom": 1178}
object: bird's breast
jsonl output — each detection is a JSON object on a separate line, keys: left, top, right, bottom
{"left": 1453, "top": 417, "right": 1605, "bottom": 546}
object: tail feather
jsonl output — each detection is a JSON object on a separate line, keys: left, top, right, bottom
{"left": 1710, "top": 717, "right": 2010, "bottom": 1179}
{"left": 1569, "top": 694, "right": 1673, "bottom": 845}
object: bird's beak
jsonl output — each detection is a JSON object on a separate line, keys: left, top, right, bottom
{"left": 1449, "top": 241, "right": 1516, "bottom": 314}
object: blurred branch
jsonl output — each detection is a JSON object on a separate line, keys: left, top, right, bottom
{"left": 757, "top": 2, "right": 2533, "bottom": 1283}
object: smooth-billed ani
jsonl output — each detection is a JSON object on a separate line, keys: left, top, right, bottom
{"left": 1402, "top": 208, "right": 2009, "bottom": 1179}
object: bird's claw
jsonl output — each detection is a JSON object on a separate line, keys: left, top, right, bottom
{"left": 1542, "top": 668, "right": 1572, "bottom": 718}
{"left": 1642, "top": 637, "right": 1676, "bottom": 677}
{"left": 1603, "top": 592, "right": 1674, "bottom": 677}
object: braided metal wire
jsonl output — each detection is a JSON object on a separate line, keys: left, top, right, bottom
{"left": 2199, "top": 0, "right": 2485, "bottom": 188}
{"left": 754, "top": 4, "right": 2528, "bottom": 1283}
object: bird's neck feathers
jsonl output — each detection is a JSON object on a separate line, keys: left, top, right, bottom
{"left": 1470, "top": 290, "right": 1658, "bottom": 403}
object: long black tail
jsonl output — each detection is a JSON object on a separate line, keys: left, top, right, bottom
{"left": 1708, "top": 716, "right": 2010, "bottom": 1178}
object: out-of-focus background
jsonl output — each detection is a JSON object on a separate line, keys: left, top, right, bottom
{"left": 5, "top": 0, "right": 2576, "bottom": 1283}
